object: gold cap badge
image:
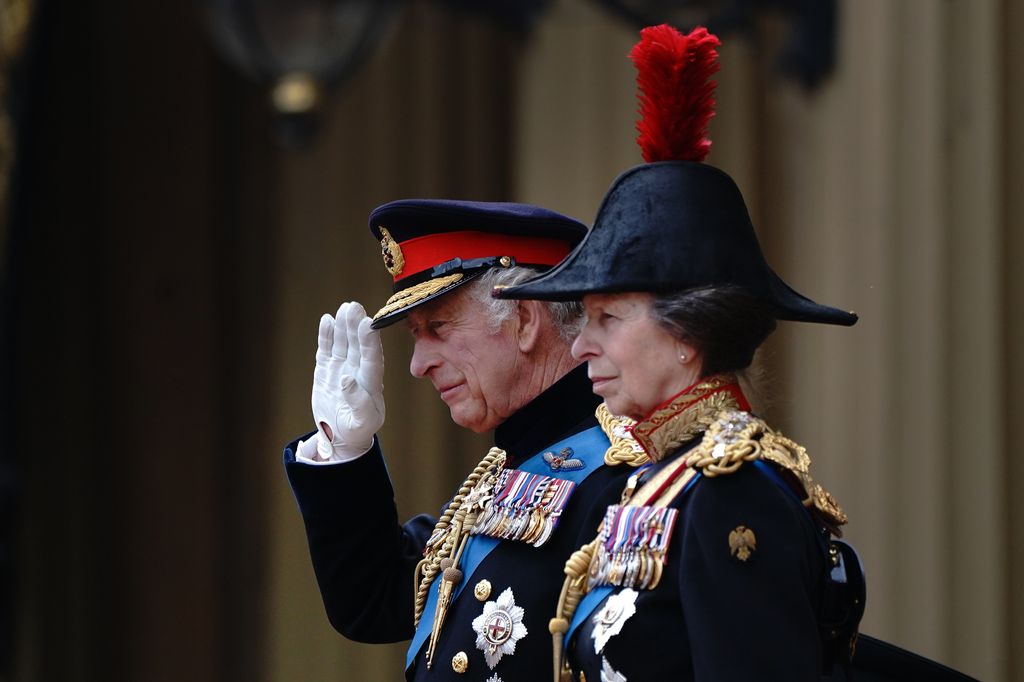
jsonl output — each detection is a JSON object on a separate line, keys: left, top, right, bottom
{"left": 379, "top": 226, "right": 405, "bottom": 277}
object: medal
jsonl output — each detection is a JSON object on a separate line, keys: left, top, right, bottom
{"left": 472, "top": 469, "right": 576, "bottom": 547}
{"left": 587, "top": 504, "right": 677, "bottom": 591}
{"left": 471, "top": 587, "right": 528, "bottom": 669}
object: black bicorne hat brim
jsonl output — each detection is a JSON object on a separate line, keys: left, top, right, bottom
{"left": 495, "top": 162, "right": 857, "bottom": 327}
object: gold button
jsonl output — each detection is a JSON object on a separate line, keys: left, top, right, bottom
{"left": 499, "top": 256, "right": 512, "bottom": 267}
{"left": 452, "top": 651, "right": 468, "bottom": 673}
{"left": 474, "top": 579, "right": 492, "bottom": 601}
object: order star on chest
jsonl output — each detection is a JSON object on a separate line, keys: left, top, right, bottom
{"left": 592, "top": 588, "right": 638, "bottom": 654}
{"left": 471, "top": 587, "right": 528, "bottom": 669}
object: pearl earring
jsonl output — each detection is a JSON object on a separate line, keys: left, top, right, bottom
{"left": 679, "top": 354, "right": 687, "bottom": 363}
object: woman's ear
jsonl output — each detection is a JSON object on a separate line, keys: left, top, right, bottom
{"left": 676, "top": 339, "right": 700, "bottom": 367}
{"left": 515, "top": 300, "right": 545, "bottom": 353}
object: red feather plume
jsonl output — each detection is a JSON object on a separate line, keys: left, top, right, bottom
{"left": 629, "top": 24, "right": 721, "bottom": 163}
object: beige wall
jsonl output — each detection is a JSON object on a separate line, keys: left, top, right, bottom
{"left": 264, "top": 1, "right": 1022, "bottom": 681}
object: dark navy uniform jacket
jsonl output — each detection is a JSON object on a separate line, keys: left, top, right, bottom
{"left": 285, "top": 365, "right": 626, "bottom": 680}
{"left": 567, "top": 440, "right": 829, "bottom": 682}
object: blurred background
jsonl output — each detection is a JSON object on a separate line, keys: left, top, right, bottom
{"left": 1, "top": 0, "right": 1021, "bottom": 680}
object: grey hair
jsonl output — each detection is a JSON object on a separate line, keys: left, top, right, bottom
{"left": 467, "top": 266, "right": 583, "bottom": 342}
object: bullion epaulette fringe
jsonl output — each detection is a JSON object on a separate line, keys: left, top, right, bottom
{"left": 683, "top": 410, "right": 848, "bottom": 528}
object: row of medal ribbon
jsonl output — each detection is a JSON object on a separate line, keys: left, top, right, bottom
{"left": 588, "top": 504, "right": 679, "bottom": 591}
{"left": 471, "top": 469, "right": 576, "bottom": 548}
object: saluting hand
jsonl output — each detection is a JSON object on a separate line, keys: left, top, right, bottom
{"left": 311, "top": 301, "right": 386, "bottom": 461}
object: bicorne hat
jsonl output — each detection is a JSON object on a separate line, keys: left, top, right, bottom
{"left": 494, "top": 25, "right": 856, "bottom": 327}
{"left": 367, "top": 199, "right": 588, "bottom": 329}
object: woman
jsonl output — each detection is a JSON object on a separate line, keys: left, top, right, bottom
{"left": 495, "top": 25, "right": 860, "bottom": 681}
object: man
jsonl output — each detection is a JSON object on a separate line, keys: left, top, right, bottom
{"left": 284, "top": 200, "right": 628, "bottom": 680}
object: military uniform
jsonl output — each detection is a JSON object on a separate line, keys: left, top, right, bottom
{"left": 286, "top": 365, "right": 631, "bottom": 680}
{"left": 537, "top": 376, "right": 849, "bottom": 682}
{"left": 285, "top": 199, "right": 635, "bottom": 679}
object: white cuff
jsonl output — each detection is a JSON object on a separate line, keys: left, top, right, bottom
{"left": 295, "top": 436, "right": 371, "bottom": 465}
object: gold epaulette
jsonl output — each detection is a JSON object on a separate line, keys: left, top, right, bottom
{"left": 683, "top": 410, "right": 847, "bottom": 529}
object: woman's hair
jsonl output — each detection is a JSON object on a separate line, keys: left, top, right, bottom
{"left": 649, "top": 285, "right": 777, "bottom": 376}
{"left": 468, "top": 266, "right": 584, "bottom": 342}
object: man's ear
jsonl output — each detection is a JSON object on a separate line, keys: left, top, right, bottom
{"left": 515, "top": 300, "right": 546, "bottom": 353}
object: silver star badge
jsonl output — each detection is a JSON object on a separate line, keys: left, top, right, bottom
{"left": 471, "top": 587, "right": 528, "bottom": 669}
{"left": 591, "top": 588, "right": 638, "bottom": 654}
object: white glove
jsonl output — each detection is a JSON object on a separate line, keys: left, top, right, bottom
{"left": 310, "top": 301, "right": 385, "bottom": 461}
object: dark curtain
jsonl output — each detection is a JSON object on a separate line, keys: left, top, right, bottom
{"left": 8, "top": 1, "right": 280, "bottom": 679}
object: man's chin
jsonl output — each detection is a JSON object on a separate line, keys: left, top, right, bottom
{"left": 449, "top": 407, "right": 498, "bottom": 434}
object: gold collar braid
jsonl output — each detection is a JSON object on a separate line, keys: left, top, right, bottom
{"left": 596, "top": 374, "right": 745, "bottom": 467}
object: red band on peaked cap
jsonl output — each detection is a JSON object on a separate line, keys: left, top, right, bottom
{"left": 394, "top": 230, "right": 574, "bottom": 283}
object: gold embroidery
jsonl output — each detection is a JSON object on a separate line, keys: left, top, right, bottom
{"left": 628, "top": 374, "right": 741, "bottom": 461}
{"left": 372, "top": 272, "right": 464, "bottom": 320}
{"left": 378, "top": 226, "right": 405, "bottom": 276}
{"left": 596, "top": 374, "right": 742, "bottom": 467}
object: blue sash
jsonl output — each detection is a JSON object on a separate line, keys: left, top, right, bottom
{"left": 564, "top": 471, "right": 703, "bottom": 646}
{"left": 406, "top": 424, "right": 609, "bottom": 670}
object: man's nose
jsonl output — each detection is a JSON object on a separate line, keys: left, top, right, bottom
{"left": 409, "top": 339, "right": 438, "bottom": 378}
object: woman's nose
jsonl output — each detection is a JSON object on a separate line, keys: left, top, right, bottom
{"left": 571, "top": 325, "right": 596, "bottom": 361}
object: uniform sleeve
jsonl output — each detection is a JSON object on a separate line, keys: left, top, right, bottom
{"left": 284, "top": 435, "right": 435, "bottom": 643}
{"left": 677, "top": 463, "right": 824, "bottom": 681}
